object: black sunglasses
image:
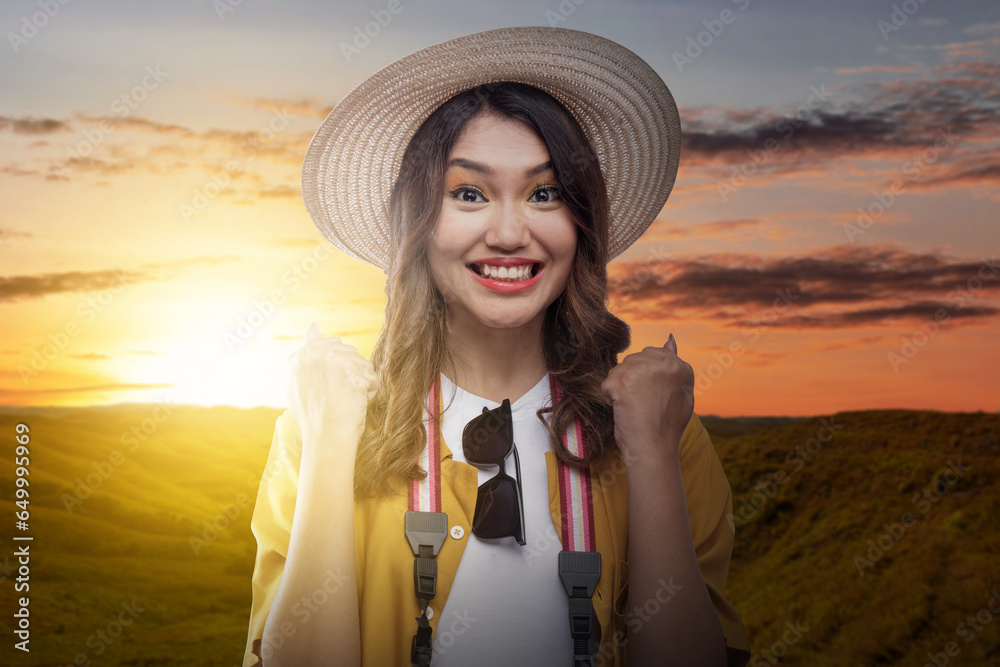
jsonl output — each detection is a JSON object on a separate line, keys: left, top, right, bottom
{"left": 462, "top": 399, "right": 525, "bottom": 546}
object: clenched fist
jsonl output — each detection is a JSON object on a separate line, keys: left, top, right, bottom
{"left": 600, "top": 333, "right": 694, "bottom": 468}
{"left": 287, "top": 322, "right": 379, "bottom": 451}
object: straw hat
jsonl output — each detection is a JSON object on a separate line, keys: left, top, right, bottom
{"left": 301, "top": 26, "right": 681, "bottom": 270}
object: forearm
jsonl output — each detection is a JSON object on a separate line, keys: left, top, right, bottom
{"left": 626, "top": 448, "right": 726, "bottom": 667}
{"left": 262, "top": 423, "right": 361, "bottom": 666}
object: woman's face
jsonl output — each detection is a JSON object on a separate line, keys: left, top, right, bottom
{"left": 426, "top": 112, "right": 577, "bottom": 334}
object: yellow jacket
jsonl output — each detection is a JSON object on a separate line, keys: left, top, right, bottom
{"left": 244, "top": 408, "right": 751, "bottom": 666}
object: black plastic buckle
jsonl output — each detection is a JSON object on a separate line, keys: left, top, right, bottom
{"left": 406, "top": 511, "right": 447, "bottom": 667}
{"left": 558, "top": 550, "right": 601, "bottom": 598}
{"left": 569, "top": 596, "right": 595, "bottom": 639}
{"left": 404, "top": 511, "right": 448, "bottom": 556}
{"left": 414, "top": 556, "right": 437, "bottom": 600}
{"left": 559, "top": 551, "right": 601, "bottom": 666}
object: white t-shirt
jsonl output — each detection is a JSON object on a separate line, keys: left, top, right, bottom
{"left": 430, "top": 371, "right": 572, "bottom": 665}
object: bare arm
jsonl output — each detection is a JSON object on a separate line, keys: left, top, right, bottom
{"left": 260, "top": 325, "right": 376, "bottom": 666}
{"left": 261, "top": 421, "right": 362, "bottom": 666}
{"left": 601, "top": 334, "right": 728, "bottom": 666}
{"left": 625, "top": 442, "right": 726, "bottom": 666}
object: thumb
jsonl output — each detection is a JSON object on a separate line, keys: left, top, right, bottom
{"left": 599, "top": 374, "right": 616, "bottom": 407}
{"left": 306, "top": 321, "right": 322, "bottom": 343}
{"left": 665, "top": 332, "right": 677, "bottom": 355}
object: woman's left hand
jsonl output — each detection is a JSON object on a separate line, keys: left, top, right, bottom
{"left": 600, "top": 333, "right": 694, "bottom": 468}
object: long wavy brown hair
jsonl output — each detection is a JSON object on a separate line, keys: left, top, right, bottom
{"left": 354, "top": 82, "right": 631, "bottom": 498}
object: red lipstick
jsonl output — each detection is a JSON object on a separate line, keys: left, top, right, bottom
{"left": 467, "top": 258, "right": 544, "bottom": 294}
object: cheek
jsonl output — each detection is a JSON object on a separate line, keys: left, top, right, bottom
{"left": 425, "top": 239, "right": 453, "bottom": 291}
{"left": 426, "top": 214, "right": 470, "bottom": 282}
{"left": 428, "top": 226, "right": 456, "bottom": 262}
{"left": 548, "top": 218, "right": 578, "bottom": 266}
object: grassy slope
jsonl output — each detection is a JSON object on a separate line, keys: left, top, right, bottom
{"left": 0, "top": 406, "right": 997, "bottom": 665}
{"left": 0, "top": 405, "right": 279, "bottom": 667}
{"left": 707, "top": 410, "right": 1000, "bottom": 666}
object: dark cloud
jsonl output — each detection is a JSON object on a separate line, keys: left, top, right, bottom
{"left": 922, "top": 164, "right": 1000, "bottom": 186}
{"left": 0, "top": 116, "right": 67, "bottom": 134}
{"left": 777, "top": 302, "right": 997, "bottom": 327}
{"left": 680, "top": 61, "right": 1000, "bottom": 172}
{"left": 7, "top": 64, "right": 997, "bottom": 204}
{"left": 77, "top": 116, "right": 193, "bottom": 135}
{"left": 683, "top": 109, "right": 903, "bottom": 159}
{"left": 0, "top": 256, "right": 241, "bottom": 302}
{"left": 610, "top": 245, "right": 1000, "bottom": 328}
{"left": 4, "top": 112, "right": 309, "bottom": 193}
{"left": 0, "top": 269, "right": 135, "bottom": 302}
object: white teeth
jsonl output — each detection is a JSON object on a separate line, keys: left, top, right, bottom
{"left": 477, "top": 263, "right": 534, "bottom": 281}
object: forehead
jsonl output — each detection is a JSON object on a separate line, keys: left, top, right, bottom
{"left": 448, "top": 112, "right": 552, "bottom": 169}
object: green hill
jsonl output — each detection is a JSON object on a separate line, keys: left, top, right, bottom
{"left": 710, "top": 410, "right": 1000, "bottom": 666}
{"left": 0, "top": 404, "right": 277, "bottom": 667}
{"left": 0, "top": 406, "right": 997, "bottom": 665}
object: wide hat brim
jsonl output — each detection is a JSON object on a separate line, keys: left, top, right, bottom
{"left": 301, "top": 26, "right": 681, "bottom": 270}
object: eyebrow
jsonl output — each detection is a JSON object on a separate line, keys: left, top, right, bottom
{"left": 447, "top": 158, "right": 554, "bottom": 178}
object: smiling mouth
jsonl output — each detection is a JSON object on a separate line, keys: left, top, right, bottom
{"left": 469, "top": 263, "right": 540, "bottom": 282}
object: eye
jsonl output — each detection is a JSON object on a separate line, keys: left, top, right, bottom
{"left": 528, "top": 185, "right": 561, "bottom": 203}
{"left": 448, "top": 186, "right": 487, "bottom": 203}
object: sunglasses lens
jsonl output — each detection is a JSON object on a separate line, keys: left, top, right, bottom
{"left": 472, "top": 476, "right": 520, "bottom": 539}
{"left": 463, "top": 408, "right": 511, "bottom": 463}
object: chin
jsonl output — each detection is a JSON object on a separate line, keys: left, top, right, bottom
{"left": 471, "top": 308, "right": 542, "bottom": 331}
{"left": 477, "top": 316, "right": 535, "bottom": 330}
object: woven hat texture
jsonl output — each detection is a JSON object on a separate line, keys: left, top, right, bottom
{"left": 301, "top": 26, "right": 681, "bottom": 269}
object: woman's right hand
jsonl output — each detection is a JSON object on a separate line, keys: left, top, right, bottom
{"left": 263, "top": 321, "right": 368, "bottom": 666}
{"left": 287, "top": 322, "right": 379, "bottom": 447}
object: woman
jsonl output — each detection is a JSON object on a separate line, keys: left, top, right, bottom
{"left": 245, "top": 27, "right": 750, "bottom": 667}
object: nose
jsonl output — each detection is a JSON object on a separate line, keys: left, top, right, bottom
{"left": 485, "top": 201, "right": 531, "bottom": 250}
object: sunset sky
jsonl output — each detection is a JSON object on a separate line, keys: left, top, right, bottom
{"left": 1, "top": 0, "right": 997, "bottom": 416}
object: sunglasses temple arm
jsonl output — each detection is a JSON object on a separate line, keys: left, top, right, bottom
{"left": 512, "top": 443, "right": 526, "bottom": 546}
